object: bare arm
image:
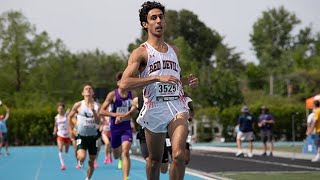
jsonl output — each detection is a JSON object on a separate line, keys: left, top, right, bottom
{"left": 88, "top": 102, "right": 100, "bottom": 124}
{"left": 181, "top": 74, "right": 199, "bottom": 88}
{"left": 188, "top": 101, "right": 194, "bottom": 121}
{"left": 115, "top": 97, "right": 139, "bottom": 124}
{"left": 4, "top": 105, "right": 9, "bottom": 120}
{"left": 52, "top": 116, "right": 57, "bottom": 135}
{"left": 67, "top": 102, "right": 81, "bottom": 135}
{"left": 307, "top": 121, "right": 317, "bottom": 135}
{"left": 171, "top": 45, "right": 198, "bottom": 88}
{"left": 119, "top": 47, "right": 159, "bottom": 90}
{"left": 119, "top": 47, "right": 181, "bottom": 91}
{"left": 99, "top": 91, "right": 121, "bottom": 118}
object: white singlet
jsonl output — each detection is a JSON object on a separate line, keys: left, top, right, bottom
{"left": 76, "top": 100, "right": 99, "bottom": 136}
{"left": 56, "top": 113, "right": 69, "bottom": 138}
{"left": 137, "top": 42, "right": 189, "bottom": 133}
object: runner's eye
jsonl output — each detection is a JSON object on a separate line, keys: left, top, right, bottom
{"left": 151, "top": 15, "right": 157, "bottom": 20}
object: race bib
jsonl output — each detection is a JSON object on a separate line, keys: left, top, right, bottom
{"left": 186, "top": 135, "right": 192, "bottom": 143}
{"left": 165, "top": 138, "right": 171, "bottom": 147}
{"left": 156, "top": 82, "right": 179, "bottom": 101}
{"left": 103, "top": 125, "right": 110, "bottom": 131}
{"left": 116, "top": 107, "right": 128, "bottom": 113}
{"left": 76, "top": 139, "right": 82, "bottom": 146}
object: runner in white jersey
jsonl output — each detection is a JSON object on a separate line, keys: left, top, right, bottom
{"left": 119, "top": 2, "right": 198, "bottom": 179}
{"left": 53, "top": 102, "right": 71, "bottom": 171}
{"left": 68, "top": 82, "right": 100, "bottom": 180}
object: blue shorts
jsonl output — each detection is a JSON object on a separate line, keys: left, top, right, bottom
{"left": 314, "top": 132, "right": 320, "bottom": 148}
{"left": 110, "top": 127, "right": 133, "bottom": 149}
{"left": 1, "top": 133, "right": 8, "bottom": 144}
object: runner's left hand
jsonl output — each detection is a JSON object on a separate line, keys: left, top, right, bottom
{"left": 188, "top": 74, "right": 198, "bottom": 88}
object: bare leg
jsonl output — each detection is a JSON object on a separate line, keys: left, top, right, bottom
{"left": 102, "top": 134, "right": 111, "bottom": 160}
{"left": 249, "top": 141, "right": 253, "bottom": 153}
{"left": 262, "top": 142, "right": 267, "bottom": 153}
{"left": 113, "top": 146, "right": 122, "bottom": 159}
{"left": 87, "top": 155, "right": 96, "bottom": 179}
{"left": 64, "top": 142, "right": 70, "bottom": 153}
{"left": 72, "top": 140, "right": 78, "bottom": 163}
{"left": 121, "top": 141, "right": 132, "bottom": 180}
{"left": 168, "top": 112, "right": 189, "bottom": 180}
{"left": 145, "top": 128, "right": 166, "bottom": 180}
{"left": 269, "top": 141, "right": 273, "bottom": 152}
{"left": 0, "top": 136, "right": 3, "bottom": 154}
{"left": 160, "top": 162, "right": 169, "bottom": 174}
{"left": 77, "top": 149, "right": 87, "bottom": 165}
{"left": 237, "top": 138, "right": 242, "bottom": 151}
{"left": 57, "top": 140, "right": 65, "bottom": 166}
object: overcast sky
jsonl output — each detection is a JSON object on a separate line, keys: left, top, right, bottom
{"left": 1, "top": 0, "right": 319, "bottom": 63}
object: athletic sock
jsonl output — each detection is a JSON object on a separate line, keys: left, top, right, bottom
{"left": 58, "top": 152, "right": 65, "bottom": 166}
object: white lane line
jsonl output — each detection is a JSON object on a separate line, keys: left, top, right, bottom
{"left": 198, "top": 153, "right": 320, "bottom": 171}
{"left": 131, "top": 155, "right": 226, "bottom": 180}
{"left": 34, "top": 150, "right": 45, "bottom": 180}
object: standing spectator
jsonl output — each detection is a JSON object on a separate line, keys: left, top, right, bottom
{"left": 306, "top": 109, "right": 315, "bottom": 135}
{"left": 258, "top": 105, "right": 275, "bottom": 157}
{"left": 235, "top": 106, "right": 255, "bottom": 158}
{"left": 0, "top": 103, "right": 10, "bottom": 156}
{"left": 306, "top": 100, "right": 320, "bottom": 162}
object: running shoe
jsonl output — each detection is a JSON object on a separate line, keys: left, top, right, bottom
{"left": 118, "top": 159, "right": 122, "bottom": 169}
{"left": 60, "top": 165, "right": 66, "bottom": 171}
{"left": 235, "top": 150, "right": 243, "bottom": 157}
{"left": 262, "top": 152, "right": 267, "bottom": 156}
{"left": 269, "top": 152, "right": 273, "bottom": 157}
{"left": 76, "top": 160, "right": 84, "bottom": 168}
{"left": 104, "top": 157, "right": 108, "bottom": 164}
{"left": 247, "top": 152, "right": 253, "bottom": 158}
{"left": 94, "top": 161, "right": 98, "bottom": 168}
{"left": 311, "top": 156, "right": 320, "bottom": 162}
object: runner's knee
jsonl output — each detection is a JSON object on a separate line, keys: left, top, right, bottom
{"left": 171, "top": 150, "right": 185, "bottom": 165}
{"left": 147, "top": 157, "right": 162, "bottom": 167}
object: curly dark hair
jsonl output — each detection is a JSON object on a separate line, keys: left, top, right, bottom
{"left": 139, "top": 1, "right": 165, "bottom": 32}
{"left": 116, "top": 71, "right": 123, "bottom": 81}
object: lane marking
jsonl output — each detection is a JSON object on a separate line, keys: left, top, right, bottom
{"left": 131, "top": 155, "right": 224, "bottom": 180}
{"left": 197, "top": 153, "right": 320, "bottom": 171}
{"left": 34, "top": 150, "right": 45, "bottom": 180}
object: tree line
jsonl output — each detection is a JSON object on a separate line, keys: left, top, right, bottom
{"left": 0, "top": 6, "right": 319, "bottom": 144}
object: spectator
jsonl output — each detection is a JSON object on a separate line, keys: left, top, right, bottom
{"left": 0, "top": 104, "right": 10, "bottom": 156}
{"left": 258, "top": 105, "right": 275, "bottom": 157}
{"left": 235, "top": 106, "right": 255, "bottom": 158}
{"left": 306, "top": 100, "right": 320, "bottom": 162}
{"left": 306, "top": 109, "right": 315, "bottom": 135}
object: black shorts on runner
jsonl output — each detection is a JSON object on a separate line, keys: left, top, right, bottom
{"left": 162, "top": 143, "right": 169, "bottom": 163}
{"left": 76, "top": 135, "right": 98, "bottom": 155}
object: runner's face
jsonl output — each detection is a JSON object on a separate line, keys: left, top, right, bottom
{"left": 82, "top": 85, "right": 94, "bottom": 97}
{"left": 57, "top": 105, "right": 64, "bottom": 114}
{"left": 146, "top": 8, "right": 166, "bottom": 37}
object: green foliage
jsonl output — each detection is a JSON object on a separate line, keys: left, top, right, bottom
{"left": 245, "top": 63, "right": 268, "bottom": 90}
{"left": 7, "top": 107, "right": 56, "bottom": 145}
{"left": 0, "top": 7, "right": 319, "bottom": 145}
{"left": 250, "top": 6, "right": 300, "bottom": 75}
